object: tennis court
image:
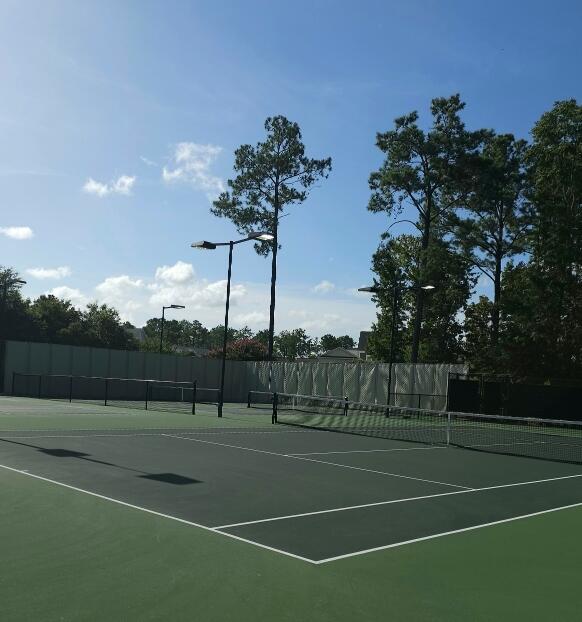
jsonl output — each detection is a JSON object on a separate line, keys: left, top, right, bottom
{"left": 2, "top": 392, "right": 582, "bottom": 565}
{"left": 2, "top": 392, "right": 582, "bottom": 620}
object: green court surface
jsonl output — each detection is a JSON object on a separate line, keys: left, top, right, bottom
{"left": 1, "top": 397, "right": 582, "bottom": 621}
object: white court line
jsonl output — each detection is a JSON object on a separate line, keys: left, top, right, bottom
{"left": 213, "top": 472, "right": 582, "bottom": 529}
{"left": 289, "top": 447, "right": 447, "bottom": 456}
{"left": 315, "top": 501, "right": 582, "bottom": 564}
{"left": 164, "top": 433, "right": 471, "bottom": 490}
{"left": 0, "top": 429, "right": 309, "bottom": 440}
{"left": 0, "top": 462, "right": 316, "bottom": 565}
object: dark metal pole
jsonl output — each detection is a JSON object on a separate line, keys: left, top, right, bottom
{"left": 387, "top": 278, "right": 399, "bottom": 407}
{"left": 159, "top": 307, "right": 166, "bottom": 353}
{"left": 267, "top": 206, "right": 278, "bottom": 390}
{"left": 218, "top": 241, "right": 234, "bottom": 418}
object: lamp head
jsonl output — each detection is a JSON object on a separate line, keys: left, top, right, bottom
{"left": 191, "top": 241, "right": 217, "bottom": 250}
{"left": 248, "top": 231, "right": 274, "bottom": 241}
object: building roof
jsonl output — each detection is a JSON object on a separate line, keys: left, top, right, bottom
{"left": 320, "top": 347, "right": 365, "bottom": 360}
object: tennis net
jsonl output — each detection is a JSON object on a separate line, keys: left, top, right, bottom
{"left": 11, "top": 372, "right": 221, "bottom": 415}
{"left": 270, "top": 392, "right": 582, "bottom": 465}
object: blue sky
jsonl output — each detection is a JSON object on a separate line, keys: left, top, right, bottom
{"left": 1, "top": 0, "right": 580, "bottom": 338}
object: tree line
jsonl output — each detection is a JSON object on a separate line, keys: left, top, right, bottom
{"left": 2, "top": 95, "right": 579, "bottom": 377}
{"left": 0, "top": 272, "right": 355, "bottom": 360}
{"left": 366, "top": 97, "right": 581, "bottom": 379}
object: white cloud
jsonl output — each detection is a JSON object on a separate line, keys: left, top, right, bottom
{"left": 155, "top": 261, "right": 195, "bottom": 284}
{"left": 0, "top": 226, "right": 34, "bottom": 240}
{"left": 232, "top": 311, "right": 269, "bottom": 326}
{"left": 312, "top": 280, "right": 335, "bottom": 294}
{"left": 27, "top": 266, "right": 71, "bottom": 280}
{"left": 140, "top": 156, "right": 157, "bottom": 167}
{"left": 112, "top": 175, "right": 135, "bottom": 195}
{"left": 162, "top": 142, "right": 225, "bottom": 198}
{"left": 83, "top": 175, "right": 136, "bottom": 197}
{"left": 39, "top": 266, "right": 376, "bottom": 337}
{"left": 46, "top": 286, "right": 87, "bottom": 308}
{"left": 95, "top": 275, "right": 144, "bottom": 306}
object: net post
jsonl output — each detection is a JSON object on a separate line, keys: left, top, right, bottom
{"left": 104, "top": 378, "right": 109, "bottom": 406}
{"left": 272, "top": 392, "right": 278, "bottom": 424}
{"left": 68, "top": 375, "right": 73, "bottom": 403}
{"left": 218, "top": 390, "right": 223, "bottom": 418}
{"left": 418, "top": 394, "right": 421, "bottom": 409}
{"left": 145, "top": 381, "right": 149, "bottom": 410}
{"left": 247, "top": 391, "right": 251, "bottom": 408}
{"left": 11, "top": 371, "right": 15, "bottom": 396}
{"left": 343, "top": 396, "right": 349, "bottom": 416}
{"left": 192, "top": 380, "right": 196, "bottom": 415}
{"left": 446, "top": 411, "right": 451, "bottom": 446}
{"left": 38, "top": 374, "right": 42, "bottom": 399}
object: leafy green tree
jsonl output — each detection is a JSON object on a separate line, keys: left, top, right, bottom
{"left": 0, "top": 267, "right": 34, "bottom": 341}
{"left": 320, "top": 334, "right": 356, "bottom": 352}
{"left": 368, "top": 234, "right": 474, "bottom": 363}
{"left": 212, "top": 116, "right": 332, "bottom": 360}
{"left": 82, "top": 303, "right": 138, "bottom": 349}
{"left": 274, "top": 328, "right": 314, "bottom": 360}
{"left": 463, "top": 296, "right": 496, "bottom": 371}
{"left": 502, "top": 100, "right": 582, "bottom": 377}
{"left": 368, "top": 95, "right": 483, "bottom": 362}
{"left": 207, "top": 338, "right": 268, "bottom": 361}
{"left": 204, "top": 325, "right": 248, "bottom": 350}
{"left": 143, "top": 318, "right": 210, "bottom": 351}
{"left": 450, "top": 133, "right": 529, "bottom": 346}
{"left": 29, "top": 295, "right": 82, "bottom": 343}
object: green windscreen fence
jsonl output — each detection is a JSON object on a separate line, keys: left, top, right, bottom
{"left": 448, "top": 374, "right": 582, "bottom": 421}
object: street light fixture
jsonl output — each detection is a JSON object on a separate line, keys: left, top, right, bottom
{"left": 191, "top": 231, "right": 274, "bottom": 417}
{"left": 358, "top": 278, "right": 435, "bottom": 406}
{"left": 160, "top": 304, "right": 186, "bottom": 353}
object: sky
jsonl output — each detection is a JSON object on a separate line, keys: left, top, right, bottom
{"left": 1, "top": 0, "right": 580, "bottom": 339}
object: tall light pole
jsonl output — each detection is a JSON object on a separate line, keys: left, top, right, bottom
{"left": 192, "top": 231, "right": 273, "bottom": 417}
{"left": 159, "top": 304, "right": 185, "bottom": 353}
{"left": 359, "top": 278, "right": 434, "bottom": 405}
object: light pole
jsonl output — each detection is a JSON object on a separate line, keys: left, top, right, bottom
{"left": 359, "top": 278, "right": 434, "bottom": 405}
{"left": 159, "top": 304, "right": 185, "bottom": 353}
{"left": 192, "top": 231, "right": 273, "bottom": 417}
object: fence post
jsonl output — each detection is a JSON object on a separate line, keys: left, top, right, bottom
{"left": 38, "top": 374, "right": 42, "bottom": 399}
{"left": 11, "top": 371, "right": 15, "bottom": 395}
